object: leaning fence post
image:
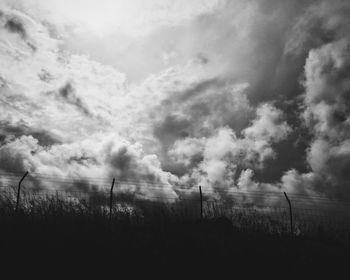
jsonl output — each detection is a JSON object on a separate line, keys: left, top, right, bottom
{"left": 283, "top": 192, "right": 293, "bottom": 235}
{"left": 109, "top": 178, "right": 116, "bottom": 224}
{"left": 16, "top": 171, "right": 28, "bottom": 213}
{"left": 199, "top": 186, "right": 203, "bottom": 219}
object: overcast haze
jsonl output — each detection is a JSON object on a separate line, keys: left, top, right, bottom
{"left": 1, "top": 0, "right": 350, "bottom": 202}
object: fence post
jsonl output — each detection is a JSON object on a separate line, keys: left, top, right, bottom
{"left": 109, "top": 178, "right": 115, "bottom": 224}
{"left": 16, "top": 171, "right": 28, "bottom": 213}
{"left": 199, "top": 186, "right": 203, "bottom": 219}
{"left": 283, "top": 192, "right": 293, "bottom": 235}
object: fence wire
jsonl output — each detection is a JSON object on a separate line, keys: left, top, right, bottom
{"left": 1, "top": 171, "right": 350, "bottom": 235}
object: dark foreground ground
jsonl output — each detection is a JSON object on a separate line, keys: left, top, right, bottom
{"left": 0, "top": 197, "right": 349, "bottom": 277}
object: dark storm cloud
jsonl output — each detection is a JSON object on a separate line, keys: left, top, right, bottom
{"left": 285, "top": 0, "right": 350, "bottom": 55}
{"left": 140, "top": 0, "right": 350, "bottom": 198}
{"left": 275, "top": 0, "right": 350, "bottom": 198}
{"left": 153, "top": 115, "right": 191, "bottom": 150}
{"left": 133, "top": 0, "right": 320, "bottom": 189}
{"left": 0, "top": 120, "right": 60, "bottom": 146}
{"left": 153, "top": 80, "right": 253, "bottom": 137}
{"left": 0, "top": 7, "right": 40, "bottom": 54}
{"left": 56, "top": 82, "right": 93, "bottom": 117}
{"left": 254, "top": 130, "right": 310, "bottom": 183}
{"left": 178, "top": 0, "right": 315, "bottom": 104}
{"left": 151, "top": 82, "right": 252, "bottom": 174}
{"left": 0, "top": 150, "right": 26, "bottom": 174}
{"left": 4, "top": 17, "right": 26, "bottom": 38}
{"left": 215, "top": 0, "right": 350, "bottom": 191}
{"left": 105, "top": 144, "right": 158, "bottom": 183}
{"left": 173, "top": 78, "right": 222, "bottom": 103}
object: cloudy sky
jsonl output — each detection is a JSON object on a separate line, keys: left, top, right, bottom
{"left": 0, "top": 0, "right": 350, "bottom": 201}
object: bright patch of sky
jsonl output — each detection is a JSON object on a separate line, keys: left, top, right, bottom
{"left": 9, "top": 0, "right": 222, "bottom": 37}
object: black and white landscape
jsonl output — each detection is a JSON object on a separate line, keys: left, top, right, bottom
{"left": 0, "top": 0, "right": 350, "bottom": 276}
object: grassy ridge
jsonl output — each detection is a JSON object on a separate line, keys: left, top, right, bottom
{"left": 0, "top": 192, "right": 349, "bottom": 276}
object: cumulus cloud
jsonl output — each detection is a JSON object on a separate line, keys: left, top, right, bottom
{"left": 169, "top": 103, "right": 291, "bottom": 198}
{"left": 302, "top": 40, "right": 350, "bottom": 196}
{"left": 1, "top": 0, "right": 350, "bottom": 204}
{"left": 0, "top": 120, "right": 60, "bottom": 146}
{"left": 0, "top": 5, "right": 181, "bottom": 199}
{"left": 283, "top": 0, "right": 350, "bottom": 199}
{"left": 0, "top": 134, "right": 178, "bottom": 200}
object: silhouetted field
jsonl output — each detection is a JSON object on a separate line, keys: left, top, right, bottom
{"left": 0, "top": 191, "right": 349, "bottom": 277}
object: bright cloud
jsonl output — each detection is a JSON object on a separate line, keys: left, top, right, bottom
{"left": 4, "top": 0, "right": 222, "bottom": 37}
{"left": 1, "top": 0, "right": 350, "bottom": 203}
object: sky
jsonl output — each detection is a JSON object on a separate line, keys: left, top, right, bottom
{"left": 0, "top": 0, "right": 350, "bottom": 203}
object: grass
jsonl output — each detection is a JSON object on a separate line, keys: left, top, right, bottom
{"left": 0, "top": 190, "right": 349, "bottom": 276}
